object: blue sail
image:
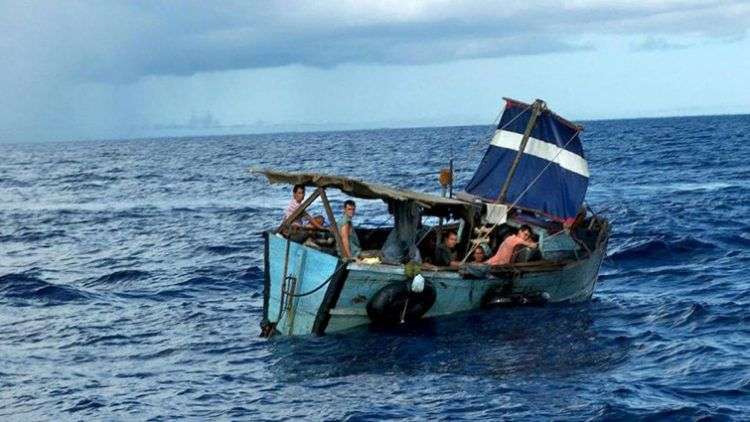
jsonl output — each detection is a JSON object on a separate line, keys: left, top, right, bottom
{"left": 464, "top": 99, "right": 589, "bottom": 220}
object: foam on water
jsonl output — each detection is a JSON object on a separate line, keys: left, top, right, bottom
{"left": 1, "top": 114, "right": 749, "bottom": 419}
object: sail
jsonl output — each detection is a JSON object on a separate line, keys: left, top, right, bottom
{"left": 464, "top": 99, "right": 589, "bottom": 220}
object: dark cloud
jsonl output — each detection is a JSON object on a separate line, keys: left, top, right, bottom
{"left": 2, "top": 1, "right": 748, "bottom": 83}
{"left": 1, "top": 1, "right": 749, "bottom": 142}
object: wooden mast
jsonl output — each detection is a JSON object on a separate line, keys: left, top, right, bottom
{"left": 497, "top": 99, "right": 545, "bottom": 203}
{"left": 318, "top": 188, "right": 345, "bottom": 256}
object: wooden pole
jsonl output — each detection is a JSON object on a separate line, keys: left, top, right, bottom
{"left": 497, "top": 99, "right": 544, "bottom": 203}
{"left": 448, "top": 159, "right": 453, "bottom": 198}
{"left": 318, "top": 188, "right": 344, "bottom": 256}
{"left": 276, "top": 188, "right": 321, "bottom": 233}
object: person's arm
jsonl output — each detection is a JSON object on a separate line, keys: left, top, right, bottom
{"left": 305, "top": 212, "right": 323, "bottom": 229}
{"left": 450, "top": 250, "right": 461, "bottom": 268}
{"left": 340, "top": 224, "right": 352, "bottom": 258}
{"left": 484, "top": 254, "right": 499, "bottom": 266}
{"left": 522, "top": 239, "right": 538, "bottom": 249}
{"left": 434, "top": 246, "right": 451, "bottom": 267}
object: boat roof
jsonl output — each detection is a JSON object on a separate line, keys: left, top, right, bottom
{"left": 254, "top": 169, "right": 475, "bottom": 217}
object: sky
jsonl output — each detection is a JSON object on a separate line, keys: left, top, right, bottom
{"left": 1, "top": 0, "right": 749, "bottom": 143}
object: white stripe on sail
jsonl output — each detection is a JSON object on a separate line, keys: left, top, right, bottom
{"left": 489, "top": 129, "right": 590, "bottom": 177}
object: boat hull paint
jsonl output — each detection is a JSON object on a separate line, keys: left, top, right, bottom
{"left": 264, "top": 231, "right": 608, "bottom": 336}
{"left": 265, "top": 233, "right": 342, "bottom": 336}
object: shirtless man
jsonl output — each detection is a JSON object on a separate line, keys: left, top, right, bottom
{"left": 486, "top": 225, "right": 538, "bottom": 266}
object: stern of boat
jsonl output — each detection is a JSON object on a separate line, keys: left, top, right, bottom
{"left": 261, "top": 232, "right": 347, "bottom": 337}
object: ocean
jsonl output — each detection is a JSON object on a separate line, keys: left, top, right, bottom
{"left": 1, "top": 114, "right": 749, "bottom": 420}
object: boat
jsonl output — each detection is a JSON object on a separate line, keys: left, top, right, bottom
{"left": 255, "top": 98, "right": 610, "bottom": 337}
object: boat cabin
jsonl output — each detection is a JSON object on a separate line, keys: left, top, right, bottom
{"left": 257, "top": 169, "right": 603, "bottom": 276}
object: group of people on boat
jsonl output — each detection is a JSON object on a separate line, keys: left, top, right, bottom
{"left": 281, "top": 184, "right": 542, "bottom": 268}
{"left": 431, "top": 224, "right": 537, "bottom": 268}
{"left": 282, "top": 184, "right": 361, "bottom": 256}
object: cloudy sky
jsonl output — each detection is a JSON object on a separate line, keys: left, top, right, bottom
{"left": 1, "top": 1, "right": 749, "bottom": 142}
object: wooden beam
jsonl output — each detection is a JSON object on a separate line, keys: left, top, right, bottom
{"left": 448, "top": 159, "right": 454, "bottom": 198}
{"left": 497, "top": 99, "right": 544, "bottom": 203}
{"left": 318, "top": 188, "right": 345, "bottom": 256}
{"left": 276, "top": 188, "right": 321, "bottom": 233}
{"left": 459, "top": 206, "right": 477, "bottom": 260}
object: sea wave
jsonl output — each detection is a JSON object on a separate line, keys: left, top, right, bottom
{"left": 0, "top": 227, "right": 67, "bottom": 242}
{"left": 0, "top": 273, "right": 91, "bottom": 303}
{"left": 2, "top": 116, "right": 749, "bottom": 418}
{"left": 81, "top": 270, "right": 151, "bottom": 288}
{"left": 608, "top": 236, "right": 716, "bottom": 263}
{"left": 201, "top": 245, "right": 246, "bottom": 255}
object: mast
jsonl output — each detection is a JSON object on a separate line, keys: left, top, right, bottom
{"left": 497, "top": 99, "right": 545, "bottom": 203}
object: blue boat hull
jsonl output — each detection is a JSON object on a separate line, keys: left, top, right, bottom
{"left": 262, "top": 228, "right": 609, "bottom": 336}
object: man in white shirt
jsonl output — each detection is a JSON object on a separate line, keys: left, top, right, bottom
{"left": 282, "top": 184, "right": 322, "bottom": 228}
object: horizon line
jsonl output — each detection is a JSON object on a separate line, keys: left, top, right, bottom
{"left": 3, "top": 110, "right": 749, "bottom": 146}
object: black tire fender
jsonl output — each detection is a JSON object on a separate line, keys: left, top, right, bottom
{"left": 366, "top": 281, "right": 437, "bottom": 325}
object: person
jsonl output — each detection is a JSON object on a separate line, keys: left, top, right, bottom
{"left": 434, "top": 231, "right": 461, "bottom": 268}
{"left": 282, "top": 184, "right": 322, "bottom": 228}
{"left": 338, "top": 200, "right": 361, "bottom": 259}
{"left": 486, "top": 225, "right": 538, "bottom": 266}
{"left": 310, "top": 215, "right": 327, "bottom": 228}
{"left": 304, "top": 215, "right": 334, "bottom": 247}
{"left": 471, "top": 243, "right": 491, "bottom": 263}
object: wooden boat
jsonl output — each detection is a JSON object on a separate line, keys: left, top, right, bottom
{"left": 256, "top": 98, "right": 610, "bottom": 337}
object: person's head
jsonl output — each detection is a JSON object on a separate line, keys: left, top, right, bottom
{"left": 343, "top": 200, "right": 356, "bottom": 218}
{"left": 292, "top": 184, "right": 305, "bottom": 203}
{"left": 517, "top": 224, "right": 533, "bottom": 241}
{"left": 472, "top": 245, "right": 486, "bottom": 262}
{"left": 312, "top": 215, "right": 325, "bottom": 226}
{"left": 444, "top": 231, "right": 458, "bottom": 249}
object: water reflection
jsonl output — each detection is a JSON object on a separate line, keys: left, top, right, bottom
{"left": 268, "top": 303, "right": 628, "bottom": 382}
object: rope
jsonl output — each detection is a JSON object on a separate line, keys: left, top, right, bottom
{"left": 270, "top": 237, "right": 346, "bottom": 336}
{"left": 506, "top": 129, "right": 581, "bottom": 209}
{"left": 470, "top": 102, "right": 532, "bottom": 153}
{"left": 374, "top": 214, "right": 394, "bottom": 228}
{"left": 281, "top": 263, "right": 346, "bottom": 297}
{"left": 499, "top": 103, "right": 533, "bottom": 132}
{"left": 460, "top": 129, "right": 582, "bottom": 265}
{"left": 416, "top": 225, "right": 436, "bottom": 246}
{"left": 359, "top": 214, "right": 394, "bottom": 245}
{"left": 455, "top": 102, "right": 536, "bottom": 265}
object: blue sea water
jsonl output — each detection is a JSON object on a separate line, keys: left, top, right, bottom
{"left": 1, "top": 114, "right": 749, "bottom": 420}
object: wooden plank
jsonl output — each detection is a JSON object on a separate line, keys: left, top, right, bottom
{"left": 503, "top": 97, "right": 583, "bottom": 131}
{"left": 498, "top": 99, "right": 544, "bottom": 203}
{"left": 488, "top": 260, "right": 569, "bottom": 274}
{"left": 458, "top": 206, "right": 477, "bottom": 260}
{"left": 319, "top": 188, "right": 345, "bottom": 257}
{"left": 276, "top": 188, "right": 321, "bottom": 233}
{"left": 312, "top": 266, "right": 350, "bottom": 335}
